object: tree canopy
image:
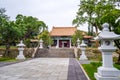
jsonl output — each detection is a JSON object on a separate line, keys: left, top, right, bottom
{"left": 73, "top": 0, "right": 120, "bottom": 63}
{"left": 38, "top": 30, "right": 53, "bottom": 47}
{"left": 73, "top": 0, "right": 120, "bottom": 36}
{"left": 0, "top": 8, "right": 22, "bottom": 57}
{"left": 0, "top": 8, "right": 48, "bottom": 57}
{"left": 72, "top": 30, "right": 85, "bottom": 46}
{"left": 15, "top": 14, "right": 48, "bottom": 40}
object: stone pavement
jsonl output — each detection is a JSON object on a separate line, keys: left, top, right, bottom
{"left": 0, "top": 58, "right": 88, "bottom": 80}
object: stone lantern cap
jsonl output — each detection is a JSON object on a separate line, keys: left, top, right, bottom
{"left": 80, "top": 40, "right": 87, "bottom": 47}
{"left": 17, "top": 40, "right": 25, "bottom": 47}
{"left": 39, "top": 39, "right": 43, "bottom": 42}
{"left": 96, "top": 23, "right": 120, "bottom": 40}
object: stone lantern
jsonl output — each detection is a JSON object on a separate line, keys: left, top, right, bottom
{"left": 16, "top": 40, "right": 26, "bottom": 60}
{"left": 77, "top": 38, "right": 80, "bottom": 48}
{"left": 39, "top": 39, "right": 43, "bottom": 48}
{"left": 94, "top": 23, "right": 120, "bottom": 80}
{"left": 79, "top": 40, "right": 87, "bottom": 60}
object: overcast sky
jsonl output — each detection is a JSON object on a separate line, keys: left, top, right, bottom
{"left": 0, "top": 0, "right": 88, "bottom": 31}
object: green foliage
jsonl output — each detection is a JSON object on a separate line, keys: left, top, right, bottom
{"left": 0, "top": 8, "right": 9, "bottom": 20}
{"left": 82, "top": 62, "right": 101, "bottom": 80}
{"left": 38, "top": 30, "right": 53, "bottom": 47}
{"left": 73, "top": 0, "right": 120, "bottom": 35}
{"left": 90, "top": 62, "right": 102, "bottom": 67}
{"left": 15, "top": 14, "right": 48, "bottom": 39}
{"left": 72, "top": 30, "right": 84, "bottom": 45}
{"left": 24, "top": 39, "right": 31, "bottom": 48}
{"left": 73, "top": 0, "right": 97, "bottom": 35}
{"left": 100, "top": 9, "right": 120, "bottom": 27}
{"left": 82, "top": 62, "right": 120, "bottom": 80}
{"left": 0, "top": 8, "right": 48, "bottom": 57}
{"left": 0, "top": 46, "right": 17, "bottom": 49}
{"left": 0, "top": 57, "right": 16, "bottom": 62}
{"left": 114, "top": 64, "right": 120, "bottom": 70}
{"left": 0, "top": 8, "right": 22, "bottom": 57}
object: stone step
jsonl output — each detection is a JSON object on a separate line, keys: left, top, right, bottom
{"left": 34, "top": 48, "right": 75, "bottom": 58}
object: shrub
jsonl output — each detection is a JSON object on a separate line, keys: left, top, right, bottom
{"left": 24, "top": 39, "right": 31, "bottom": 48}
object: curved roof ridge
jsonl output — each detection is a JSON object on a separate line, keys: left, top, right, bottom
{"left": 50, "top": 26, "right": 77, "bottom": 36}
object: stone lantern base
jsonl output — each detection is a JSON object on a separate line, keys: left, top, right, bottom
{"left": 79, "top": 48, "right": 88, "bottom": 60}
{"left": 95, "top": 73, "right": 120, "bottom": 80}
{"left": 39, "top": 46, "right": 43, "bottom": 49}
{"left": 95, "top": 67, "right": 120, "bottom": 80}
{"left": 16, "top": 48, "right": 25, "bottom": 60}
{"left": 16, "top": 55, "right": 25, "bottom": 60}
{"left": 79, "top": 54, "right": 88, "bottom": 60}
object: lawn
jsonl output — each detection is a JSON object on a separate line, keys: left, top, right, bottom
{"left": 82, "top": 62, "right": 120, "bottom": 80}
{"left": 0, "top": 46, "right": 17, "bottom": 49}
{"left": 0, "top": 57, "right": 16, "bottom": 62}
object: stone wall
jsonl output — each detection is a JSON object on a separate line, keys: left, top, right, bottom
{"left": 0, "top": 48, "right": 34, "bottom": 58}
{"left": 75, "top": 48, "right": 102, "bottom": 60}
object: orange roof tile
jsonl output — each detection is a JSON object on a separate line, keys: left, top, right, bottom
{"left": 83, "top": 36, "right": 93, "bottom": 38}
{"left": 50, "top": 27, "right": 77, "bottom": 36}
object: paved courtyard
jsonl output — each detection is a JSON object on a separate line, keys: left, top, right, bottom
{"left": 0, "top": 58, "right": 88, "bottom": 80}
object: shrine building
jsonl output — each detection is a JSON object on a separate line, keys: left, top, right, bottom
{"left": 50, "top": 27, "right": 77, "bottom": 48}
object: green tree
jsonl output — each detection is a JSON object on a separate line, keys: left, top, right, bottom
{"left": 73, "top": 0, "right": 97, "bottom": 36}
{"left": 0, "top": 8, "right": 9, "bottom": 19}
{"left": 0, "top": 8, "right": 48, "bottom": 57}
{"left": 100, "top": 9, "right": 120, "bottom": 63}
{"left": 15, "top": 14, "right": 48, "bottom": 47}
{"left": 73, "top": 0, "right": 118, "bottom": 36}
{"left": 0, "top": 8, "right": 22, "bottom": 57}
{"left": 38, "top": 30, "right": 53, "bottom": 47}
{"left": 74, "top": 0, "right": 120, "bottom": 62}
{"left": 72, "top": 30, "right": 84, "bottom": 46}
{"left": 15, "top": 14, "right": 48, "bottom": 40}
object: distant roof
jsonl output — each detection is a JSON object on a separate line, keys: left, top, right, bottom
{"left": 83, "top": 36, "right": 93, "bottom": 39}
{"left": 30, "top": 39, "right": 38, "bottom": 42}
{"left": 50, "top": 27, "right": 77, "bottom": 36}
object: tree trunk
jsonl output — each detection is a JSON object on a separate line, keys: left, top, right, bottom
{"left": 91, "top": 26, "right": 94, "bottom": 36}
{"left": 88, "top": 23, "right": 91, "bottom": 36}
{"left": 94, "top": 25, "right": 98, "bottom": 36}
{"left": 114, "top": 40, "right": 120, "bottom": 49}
{"left": 3, "top": 43, "right": 11, "bottom": 57}
{"left": 94, "top": 25, "right": 99, "bottom": 47}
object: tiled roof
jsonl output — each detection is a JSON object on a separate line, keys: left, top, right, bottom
{"left": 50, "top": 27, "right": 77, "bottom": 36}
{"left": 83, "top": 36, "right": 93, "bottom": 38}
{"left": 30, "top": 39, "right": 38, "bottom": 42}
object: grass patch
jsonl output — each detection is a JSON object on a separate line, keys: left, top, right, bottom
{"left": 114, "top": 64, "right": 120, "bottom": 70}
{"left": 82, "top": 62, "right": 120, "bottom": 80}
{"left": 0, "top": 57, "right": 16, "bottom": 62}
{"left": 82, "top": 62, "right": 101, "bottom": 80}
{"left": 0, "top": 46, "right": 17, "bottom": 49}
{"left": 0, "top": 46, "right": 6, "bottom": 49}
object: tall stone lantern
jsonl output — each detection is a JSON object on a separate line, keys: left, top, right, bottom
{"left": 79, "top": 40, "right": 88, "bottom": 60}
{"left": 16, "top": 40, "right": 26, "bottom": 60}
{"left": 94, "top": 23, "right": 120, "bottom": 80}
{"left": 39, "top": 39, "right": 43, "bottom": 48}
{"left": 77, "top": 38, "right": 80, "bottom": 48}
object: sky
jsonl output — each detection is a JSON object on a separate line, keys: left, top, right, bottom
{"left": 0, "top": 0, "right": 88, "bottom": 31}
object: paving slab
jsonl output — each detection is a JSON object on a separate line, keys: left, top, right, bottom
{"left": 68, "top": 58, "right": 88, "bottom": 80}
{"left": 0, "top": 58, "right": 88, "bottom": 80}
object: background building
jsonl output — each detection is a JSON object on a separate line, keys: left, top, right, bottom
{"left": 50, "top": 27, "right": 77, "bottom": 48}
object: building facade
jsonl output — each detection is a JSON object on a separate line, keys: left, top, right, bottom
{"left": 50, "top": 27, "right": 77, "bottom": 48}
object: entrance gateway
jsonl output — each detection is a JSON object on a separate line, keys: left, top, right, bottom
{"left": 50, "top": 27, "right": 77, "bottom": 48}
